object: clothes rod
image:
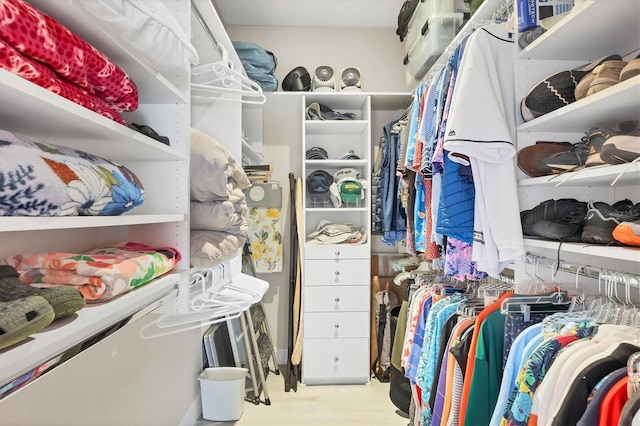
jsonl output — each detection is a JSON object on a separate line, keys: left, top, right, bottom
{"left": 191, "top": 2, "right": 218, "bottom": 50}
{"left": 525, "top": 253, "right": 640, "bottom": 287}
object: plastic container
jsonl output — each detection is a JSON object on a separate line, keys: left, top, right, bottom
{"left": 404, "top": 13, "right": 464, "bottom": 82}
{"left": 403, "top": 0, "right": 456, "bottom": 54}
{"left": 198, "top": 367, "right": 248, "bottom": 421}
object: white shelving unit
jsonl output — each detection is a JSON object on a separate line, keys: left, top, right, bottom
{"left": 0, "top": 1, "right": 221, "bottom": 424}
{"left": 514, "top": 0, "right": 640, "bottom": 285}
{"left": 300, "top": 93, "right": 372, "bottom": 385}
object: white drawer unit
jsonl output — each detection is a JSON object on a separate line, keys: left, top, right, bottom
{"left": 302, "top": 338, "right": 370, "bottom": 385}
{"left": 304, "top": 258, "right": 370, "bottom": 286}
{"left": 304, "top": 285, "right": 370, "bottom": 313}
{"left": 304, "top": 312, "right": 370, "bottom": 339}
{"left": 301, "top": 94, "right": 372, "bottom": 385}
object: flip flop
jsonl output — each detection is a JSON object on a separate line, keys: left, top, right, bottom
{"left": 128, "top": 123, "right": 170, "bottom": 146}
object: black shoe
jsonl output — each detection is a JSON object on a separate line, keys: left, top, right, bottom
{"left": 521, "top": 198, "right": 588, "bottom": 241}
{"left": 582, "top": 199, "right": 640, "bottom": 244}
{"left": 539, "top": 140, "right": 590, "bottom": 174}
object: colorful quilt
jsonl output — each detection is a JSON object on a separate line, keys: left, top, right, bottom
{"left": 1, "top": 242, "right": 181, "bottom": 301}
{"left": 0, "top": 0, "right": 138, "bottom": 113}
{"left": 0, "top": 129, "right": 145, "bottom": 216}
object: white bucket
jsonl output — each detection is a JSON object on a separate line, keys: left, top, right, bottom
{"left": 198, "top": 367, "right": 248, "bottom": 421}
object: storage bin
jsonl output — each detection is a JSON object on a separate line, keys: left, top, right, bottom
{"left": 403, "top": 0, "right": 456, "bottom": 55}
{"left": 198, "top": 367, "right": 248, "bottom": 421}
{"left": 404, "top": 13, "right": 464, "bottom": 83}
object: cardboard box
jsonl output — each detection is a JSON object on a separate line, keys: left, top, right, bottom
{"left": 517, "top": 0, "right": 574, "bottom": 32}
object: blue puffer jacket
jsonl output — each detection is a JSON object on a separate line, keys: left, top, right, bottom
{"left": 435, "top": 150, "right": 474, "bottom": 243}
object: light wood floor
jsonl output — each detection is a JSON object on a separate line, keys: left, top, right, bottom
{"left": 194, "top": 370, "right": 409, "bottom": 426}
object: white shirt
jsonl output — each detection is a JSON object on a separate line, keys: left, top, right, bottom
{"left": 443, "top": 23, "right": 524, "bottom": 277}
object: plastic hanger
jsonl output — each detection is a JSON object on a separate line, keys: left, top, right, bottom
{"left": 190, "top": 43, "right": 266, "bottom": 105}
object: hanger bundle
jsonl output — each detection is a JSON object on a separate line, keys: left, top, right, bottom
{"left": 190, "top": 42, "right": 266, "bottom": 105}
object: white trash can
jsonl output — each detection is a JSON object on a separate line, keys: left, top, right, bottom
{"left": 198, "top": 367, "right": 249, "bottom": 421}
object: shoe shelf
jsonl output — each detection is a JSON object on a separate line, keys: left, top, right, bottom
{"left": 0, "top": 70, "right": 187, "bottom": 162}
{"left": 524, "top": 239, "right": 640, "bottom": 263}
{"left": 518, "top": 0, "right": 640, "bottom": 62}
{"left": 26, "top": 0, "right": 189, "bottom": 105}
{"left": 0, "top": 270, "right": 187, "bottom": 387}
{"left": 517, "top": 76, "right": 640, "bottom": 134}
{"left": 518, "top": 162, "right": 640, "bottom": 187}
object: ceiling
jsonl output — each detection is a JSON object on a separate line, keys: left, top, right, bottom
{"left": 212, "top": 0, "right": 405, "bottom": 27}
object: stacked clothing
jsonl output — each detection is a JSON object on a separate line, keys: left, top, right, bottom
{"left": 0, "top": 0, "right": 138, "bottom": 124}
{"left": 190, "top": 128, "right": 251, "bottom": 267}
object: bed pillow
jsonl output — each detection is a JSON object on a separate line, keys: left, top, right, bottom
{"left": 190, "top": 128, "right": 251, "bottom": 202}
{"left": 78, "top": 0, "right": 199, "bottom": 71}
{"left": 190, "top": 200, "right": 248, "bottom": 233}
{"left": 0, "top": 129, "right": 144, "bottom": 216}
{"left": 190, "top": 230, "right": 247, "bottom": 268}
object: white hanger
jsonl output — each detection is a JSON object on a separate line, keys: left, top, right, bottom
{"left": 190, "top": 43, "right": 266, "bottom": 105}
{"left": 139, "top": 266, "right": 255, "bottom": 339}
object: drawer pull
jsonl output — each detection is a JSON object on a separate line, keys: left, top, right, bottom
{"left": 334, "top": 323, "right": 340, "bottom": 329}
{"left": 334, "top": 271, "right": 340, "bottom": 276}
{"left": 334, "top": 356, "right": 339, "bottom": 362}
{"left": 334, "top": 297, "right": 340, "bottom": 302}
{"left": 335, "top": 251, "right": 340, "bottom": 257}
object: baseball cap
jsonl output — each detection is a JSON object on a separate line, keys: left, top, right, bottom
{"left": 337, "top": 150, "right": 361, "bottom": 160}
{"left": 306, "top": 147, "right": 328, "bottom": 160}
{"left": 306, "top": 170, "right": 333, "bottom": 205}
{"left": 333, "top": 167, "right": 360, "bottom": 184}
{"left": 340, "top": 180, "right": 363, "bottom": 205}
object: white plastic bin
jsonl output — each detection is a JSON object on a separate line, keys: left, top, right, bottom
{"left": 198, "top": 367, "right": 248, "bottom": 421}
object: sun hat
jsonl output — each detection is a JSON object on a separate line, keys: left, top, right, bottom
{"left": 306, "top": 170, "right": 333, "bottom": 205}
{"left": 305, "top": 146, "right": 328, "bottom": 160}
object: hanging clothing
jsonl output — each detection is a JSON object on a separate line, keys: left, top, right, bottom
{"left": 443, "top": 23, "right": 524, "bottom": 278}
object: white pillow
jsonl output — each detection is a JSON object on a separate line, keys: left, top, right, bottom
{"left": 190, "top": 230, "right": 246, "bottom": 268}
{"left": 79, "top": 0, "right": 199, "bottom": 71}
{"left": 190, "top": 128, "right": 251, "bottom": 202}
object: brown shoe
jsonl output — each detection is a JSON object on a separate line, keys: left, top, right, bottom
{"left": 620, "top": 58, "right": 640, "bottom": 82}
{"left": 586, "top": 60, "right": 628, "bottom": 97}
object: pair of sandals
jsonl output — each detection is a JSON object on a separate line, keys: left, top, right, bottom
{"left": 305, "top": 102, "right": 356, "bottom": 121}
{"left": 128, "top": 123, "right": 170, "bottom": 146}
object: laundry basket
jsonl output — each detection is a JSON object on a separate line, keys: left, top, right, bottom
{"left": 198, "top": 367, "right": 249, "bottom": 421}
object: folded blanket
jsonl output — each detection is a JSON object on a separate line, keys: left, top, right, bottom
{"left": 1, "top": 242, "right": 181, "bottom": 301}
{"left": 0, "top": 37, "right": 126, "bottom": 125}
{"left": 0, "top": 129, "right": 145, "bottom": 216}
{"left": 0, "top": 0, "right": 138, "bottom": 112}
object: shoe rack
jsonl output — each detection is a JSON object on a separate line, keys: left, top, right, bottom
{"left": 513, "top": 0, "right": 640, "bottom": 286}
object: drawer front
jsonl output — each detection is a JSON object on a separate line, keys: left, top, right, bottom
{"left": 304, "top": 244, "right": 370, "bottom": 260}
{"left": 304, "top": 312, "right": 369, "bottom": 339}
{"left": 304, "top": 285, "right": 369, "bottom": 313}
{"left": 304, "top": 259, "right": 370, "bottom": 286}
{"left": 302, "top": 338, "right": 369, "bottom": 384}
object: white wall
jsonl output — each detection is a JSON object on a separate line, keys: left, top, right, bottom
{"left": 226, "top": 25, "right": 409, "bottom": 93}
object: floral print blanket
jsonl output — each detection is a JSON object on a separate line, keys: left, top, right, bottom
{"left": 0, "top": 129, "right": 144, "bottom": 216}
{"left": 2, "top": 242, "right": 181, "bottom": 301}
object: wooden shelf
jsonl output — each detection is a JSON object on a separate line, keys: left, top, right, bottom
{"left": 305, "top": 121, "right": 369, "bottom": 135}
{"left": 265, "top": 92, "right": 411, "bottom": 111}
{"left": 519, "top": 162, "right": 640, "bottom": 187}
